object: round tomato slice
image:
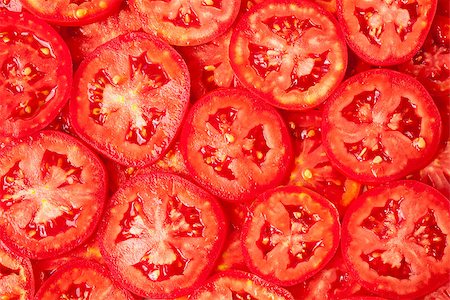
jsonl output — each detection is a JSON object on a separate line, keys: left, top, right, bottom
{"left": 0, "top": 11, "right": 72, "bottom": 139}
{"left": 342, "top": 180, "right": 450, "bottom": 299}
{"left": 35, "top": 260, "right": 133, "bottom": 299}
{"left": 190, "top": 270, "right": 295, "bottom": 300}
{"left": 0, "top": 0, "right": 22, "bottom": 12}
{"left": 99, "top": 172, "right": 227, "bottom": 298}
{"left": 0, "top": 131, "right": 106, "bottom": 259}
{"left": 70, "top": 32, "right": 190, "bottom": 167}
{"left": 230, "top": 0, "right": 347, "bottom": 110}
{"left": 129, "top": 0, "right": 241, "bottom": 46}
{"left": 284, "top": 110, "right": 361, "bottom": 214}
{"left": 322, "top": 69, "right": 442, "bottom": 183}
{"left": 0, "top": 241, "right": 34, "bottom": 299}
{"left": 241, "top": 186, "right": 340, "bottom": 286}
{"left": 180, "top": 88, "right": 292, "bottom": 202}
{"left": 337, "top": 0, "right": 437, "bottom": 65}
{"left": 21, "top": 0, "right": 122, "bottom": 26}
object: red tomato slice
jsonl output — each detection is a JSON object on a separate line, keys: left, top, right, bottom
{"left": 180, "top": 88, "right": 292, "bottom": 202}
{"left": 230, "top": 0, "right": 347, "bottom": 110}
{"left": 35, "top": 260, "right": 133, "bottom": 299}
{"left": 322, "top": 69, "right": 442, "bottom": 183}
{"left": 99, "top": 173, "right": 227, "bottom": 298}
{"left": 241, "top": 186, "right": 340, "bottom": 286}
{"left": 21, "top": 0, "right": 123, "bottom": 26}
{"left": 0, "top": 0, "right": 22, "bottom": 12}
{"left": 129, "top": 0, "right": 241, "bottom": 46}
{"left": 190, "top": 270, "right": 295, "bottom": 300}
{"left": 0, "top": 11, "right": 72, "bottom": 139}
{"left": 342, "top": 180, "right": 450, "bottom": 299}
{"left": 337, "top": 0, "right": 437, "bottom": 65}
{"left": 70, "top": 32, "right": 190, "bottom": 167}
{"left": 0, "top": 241, "right": 34, "bottom": 299}
{"left": 284, "top": 110, "right": 361, "bottom": 215}
{"left": 0, "top": 131, "right": 106, "bottom": 259}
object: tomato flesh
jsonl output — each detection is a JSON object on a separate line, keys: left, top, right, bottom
{"left": 0, "top": 0, "right": 22, "bottom": 12}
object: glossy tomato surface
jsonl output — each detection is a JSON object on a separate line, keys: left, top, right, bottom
{"left": 99, "top": 172, "right": 227, "bottom": 298}
{"left": 0, "top": 131, "right": 106, "bottom": 259}
{"left": 322, "top": 69, "right": 441, "bottom": 183}
{"left": 70, "top": 31, "right": 190, "bottom": 167}
{"left": 342, "top": 180, "right": 450, "bottom": 299}
{"left": 180, "top": 88, "right": 292, "bottom": 202}
{"left": 241, "top": 185, "right": 340, "bottom": 286}
{"left": 230, "top": 0, "right": 347, "bottom": 110}
{"left": 0, "top": 11, "right": 72, "bottom": 139}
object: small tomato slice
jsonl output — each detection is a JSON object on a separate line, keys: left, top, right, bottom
{"left": 70, "top": 32, "right": 190, "bottom": 167}
{"left": 0, "top": 131, "right": 106, "bottom": 259}
{"left": 99, "top": 173, "right": 227, "bottom": 298}
{"left": 21, "top": 0, "right": 123, "bottom": 26}
{"left": 230, "top": 0, "right": 347, "bottom": 110}
{"left": 241, "top": 186, "right": 340, "bottom": 286}
{"left": 337, "top": 0, "right": 437, "bottom": 65}
{"left": 0, "top": 0, "right": 22, "bottom": 12}
{"left": 190, "top": 270, "right": 294, "bottom": 300}
{"left": 130, "top": 0, "right": 241, "bottom": 46}
{"left": 35, "top": 260, "right": 133, "bottom": 299}
{"left": 322, "top": 69, "right": 441, "bottom": 183}
{"left": 180, "top": 88, "right": 292, "bottom": 202}
{"left": 0, "top": 11, "right": 72, "bottom": 139}
{"left": 342, "top": 180, "right": 450, "bottom": 299}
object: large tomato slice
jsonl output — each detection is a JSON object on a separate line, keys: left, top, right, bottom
{"left": 0, "top": 131, "right": 106, "bottom": 259}
{"left": 21, "top": 0, "right": 122, "bottom": 26}
{"left": 180, "top": 88, "right": 292, "bottom": 202}
{"left": 129, "top": 0, "right": 241, "bottom": 46}
{"left": 0, "top": 241, "right": 34, "bottom": 299}
{"left": 35, "top": 260, "right": 133, "bottom": 299}
{"left": 0, "top": 11, "right": 72, "bottom": 139}
{"left": 241, "top": 186, "right": 340, "bottom": 286}
{"left": 230, "top": 0, "right": 347, "bottom": 110}
{"left": 322, "top": 69, "right": 442, "bottom": 183}
{"left": 190, "top": 270, "right": 295, "bottom": 300}
{"left": 337, "top": 0, "right": 437, "bottom": 65}
{"left": 342, "top": 180, "right": 450, "bottom": 298}
{"left": 70, "top": 32, "right": 190, "bottom": 167}
{"left": 99, "top": 172, "right": 227, "bottom": 298}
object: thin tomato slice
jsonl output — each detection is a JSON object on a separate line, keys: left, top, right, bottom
{"left": 241, "top": 186, "right": 340, "bottom": 286}
{"left": 99, "top": 173, "right": 227, "bottom": 298}
{"left": 337, "top": 0, "right": 437, "bottom": 65}
{"left": 230, "top": 0, "right": 347, "bottom": 110}
{"left": 70, "top": 32, "right": 190, "bottom": 167}
{"left": 21, "top": 0, "right": 122, "bottom": 26}
{"left": 180, "top": 88, "right": 292, "bottom": 202}
{"left": 0, "top": 11, "right": 72, "bottom": 139}
{"left": 190, "top": 270, "right": 295, "bottom": 300}
{"left": 0, "top": 131, "right": 106, "bottom": 259}
{"left": 130, "top": 0, "right": 241, "bottom": 46}
{"left": 342, "top": 180, "right": 450, "bottom": 299}
{"left": 322, "top": 69, "right": 442, "bottom": 183}
{"left": 35, "top": 260, "right": 133, "bottom": 299}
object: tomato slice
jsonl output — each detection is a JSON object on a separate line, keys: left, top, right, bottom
{"left": 284, "top": 110, "right": 361, "bottom": 215}
{"left": 180, "top": 88, "right": 292, "bottom": 202}
{"left": 70, "top": 32, "right": 190, "bottom": 167}
{"left": 35, "top": 260, "right": 133, "bottom": 299}
{"left": 423, "top": 280, "right": 450, "bottom": 299}
{"left": 240, "top": 0, "right": 264, "bottom": 13}
{"left": 129, "top": 0, "right": 241, "bottom": 46}
{"left": 0, "top": 11, "right": 72, "bottom": 139}
{"left": 0, "top": 131, "right": 106, "bottom": 259}
{"left": 314, "top": 0, "right": 337, "bottom": 14}
{"left": 190, "top": 270, "right": 295, "bottom": 300}
{"left": 241, "top": 186, "right": 340, "bottom": 286}
{"left": 0, "top": 241, "right": 34, "bottom": 299}
{"left": 214, "top": 230, "right": 247, "bottom": 273}
{"left": 322, "top": 69, "right": 442, "bottom": 183}
{"left": 0, "top": 0, "right": 22, "bottom": 12}
{"left": 99, "top": 172, "right": 227, "bottom": 298}
{"left": 337, "top": 0, "right": 437, "bottom": 65}
{"left": 21, "top": 0, "right": 122, "bottom": 26}
{"left": 342, "top": 180, "right": 450, "bottom": 298}
{"left": 230, "top": 0, "right": 347, "bottom": 110}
